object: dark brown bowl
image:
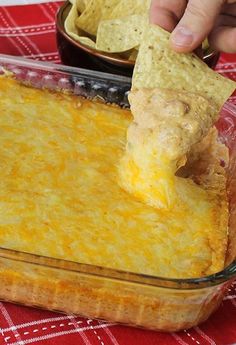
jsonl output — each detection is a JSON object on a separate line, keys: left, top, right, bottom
{"left": 56, "top": 1, "right": 220, "bottom": 77}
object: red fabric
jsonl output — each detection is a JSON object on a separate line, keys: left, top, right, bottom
{"left": 0, "top": 2, "right": 236, "bottom": 345}
{"left": 0, "top": 2, "right": 61, "bottom": 63}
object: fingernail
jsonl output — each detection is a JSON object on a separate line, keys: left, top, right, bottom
{"left": 171, "top": 27, "right": 194, "bottom": 47}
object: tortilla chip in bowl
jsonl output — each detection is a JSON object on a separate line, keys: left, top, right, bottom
{"left": 56, "top": 0, "right": 220, "bottom": 76}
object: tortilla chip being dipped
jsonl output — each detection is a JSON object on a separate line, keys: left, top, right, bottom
{"left": 132, "top": 25, "right": 235, "bottom": 110}
{"left": 119, "top": 24, "right": 236, "bottom": 210}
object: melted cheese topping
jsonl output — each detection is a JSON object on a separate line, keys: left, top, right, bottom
{"left": 119, "top": 88, "right": 219, "bottom": 210}
{"left": 0, "top": 77, "right": 228, "bottom": 278}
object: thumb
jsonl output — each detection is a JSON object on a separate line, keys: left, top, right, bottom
{"left": 170, "top": 0, "right": 226, "bottom": 52}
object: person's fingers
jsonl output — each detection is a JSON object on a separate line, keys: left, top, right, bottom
{"left": 209, "top": 26, "right": 236, "bottom": 53}
{"left": 149, "top": 0, "right": 187, "bottom": 32}
{"left": 149, "top": 0, "right": 236, "bottom": 54}
{"left": 170, "top": 0, "right": 226, "bottom": 52}
{"left": 221, "top": 1, "right": 236, "bottom": 15}
{"left": 216, "top": 13, "right": 236, "bottom": 27}
{"left": 208, "top": 2, "right": 236, "bottom": 53}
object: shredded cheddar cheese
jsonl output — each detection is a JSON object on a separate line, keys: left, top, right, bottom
{"left": 0, "top": 76, "right": 228, "bottom": 278}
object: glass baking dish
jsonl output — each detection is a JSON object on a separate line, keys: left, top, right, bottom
{"left": 0, "top": 54, "right": 236, "bottom": 332}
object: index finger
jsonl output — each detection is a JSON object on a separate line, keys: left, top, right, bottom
{"left": 170, "top": 0, "right": 226, "bottom": 52}
{"left": 149, "top": 0, "right": 187, "bottom": 32}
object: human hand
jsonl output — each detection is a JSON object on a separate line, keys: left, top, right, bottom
{"left": 150, "top": 0, "right": 236, "bottom": 53}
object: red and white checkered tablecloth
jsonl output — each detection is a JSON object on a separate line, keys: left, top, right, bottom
{"left": 0, "top": 2, "right": 236, "bottom": 345}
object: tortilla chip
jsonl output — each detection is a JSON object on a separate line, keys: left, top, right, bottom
{"left": 132, "top": 25, "right": 236, "bottom": 110}
{"left": 202, "top": 38, "right": 209, "bottom": 51}
{"left": 96, "top": 15, "right": 146, "bottom": 53}
{"left": 65, "top": 1, "right": 96, "bottom": 48}
{"left": 76, "top": 0, "right": 88, "bottom": 13}
{"left": 128, "top": 88, "right": 218, "bottom": 160}
{"left": 110, "top": 0, "right": 151, "bottom": 19}
{"left": 128, "top": 48, "right": 138, "bottom": 61}
{"left": 76, "top": 0, "right": 120, "bottom": 36}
